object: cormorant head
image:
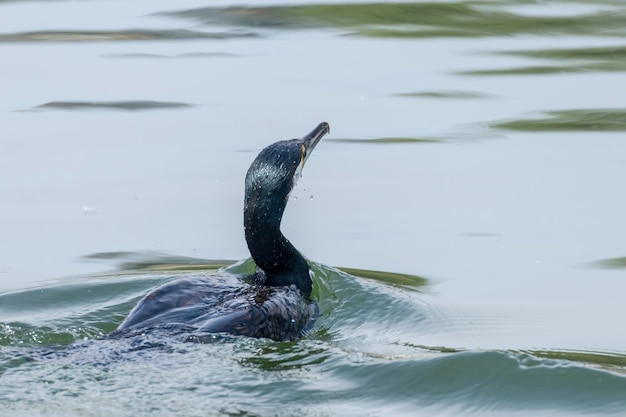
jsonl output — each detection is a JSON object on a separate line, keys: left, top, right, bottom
{"left": 244, "top": 122, "right": 330, "bottom": 294}
{"left": 244, "top": 122, "right": 330, "bottom": 223}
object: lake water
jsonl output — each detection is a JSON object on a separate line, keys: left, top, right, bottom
{"left": 1, "top": 0, "right": 626, "bottom": 415}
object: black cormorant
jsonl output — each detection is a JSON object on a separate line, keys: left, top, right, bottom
{"left": 114, "top": 122, "right": 330, "bottom": 341}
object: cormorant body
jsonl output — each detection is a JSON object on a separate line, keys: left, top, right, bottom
{"left": 114, "top": 122, "right": 330, "bottom": 341}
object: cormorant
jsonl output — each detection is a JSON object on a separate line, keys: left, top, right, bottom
{"left": 114, "top": 122, "right": 330, "bottom": 341}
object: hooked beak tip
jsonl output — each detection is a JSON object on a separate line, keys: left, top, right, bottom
{"left": 304, "top": 122, "right": 330, "bottom": 149}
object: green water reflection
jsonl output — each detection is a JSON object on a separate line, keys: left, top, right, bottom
{"left": 34, "top": 101, "right": 193, "bottom": 111}
{"left": 590, "top": 256, "right": 626, "bottom": 269}
{"left": 162, "top": 1, "right": 626, "bottom": 38}
{"left": 459, "top": 44, "right": 626, "bottom": 76}
{"left": 493, "top": 109, "right": 626, "bottom": 132}
{"left": 394, "top": 91, "right": 490, "bottom": 99}
{"left": 0, "top": 29, "right": 256, "bottom": 43}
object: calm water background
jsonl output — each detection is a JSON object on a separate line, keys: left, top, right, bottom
{"left": 1, "top": 0, "right": 626, "bottom": 415}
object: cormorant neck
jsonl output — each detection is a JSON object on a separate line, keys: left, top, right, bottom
{"left": 242, "top": 124, "right": 329, "bottom": 297}
{"left": 244, "top": 203, "right": 312, "bottom": 295}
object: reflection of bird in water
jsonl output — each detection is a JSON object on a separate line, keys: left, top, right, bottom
{"left": 114, "top": 122, "right": 330, "bottom": 341}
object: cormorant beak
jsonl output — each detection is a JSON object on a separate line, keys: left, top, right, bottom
{"left": 301, "top": 122, "right": 330, "bottom": 167}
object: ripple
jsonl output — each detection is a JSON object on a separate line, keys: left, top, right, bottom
{"left": 492, "top": 109, "right": 626, "bottom": 132}
{"left": 330, "top": 137, "right": 441, "bottom": 144}
{"left": 159, "top": 2, "right": 626, "bottom": 39}
{"left": 2, "top": 264, "right": 626, "bottom": 416}
{"left": 394, "top": 90, "right": 491, "bottom": 99}
{"left": 0, "top": 29, "right": 257, "bottom": 43}
{"left": 589, "top": 256, "right": 626, "bottom": 269}
{"left": 310, "top": 349, "right": 626, "bottom": 415}
{"left": 460, "top": 42, "right": 626, "bottom": 76}
{"left": 336, "top": 266, "right": 427, "bottom": 288}
{"left": 525, "top": 348, "right": 626, "bottom": 370}
{"left": 459, "top": 65, "right": 584, "bottom": 76}
{"left": 101, "top": 52, "right": 239, "bottom": 59}
{"left": 32, "top": 100, "right": 193, "bottom": 112}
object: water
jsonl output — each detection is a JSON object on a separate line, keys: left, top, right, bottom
{"left": 2, "top": 259, "right": 625, "bottom": 416}
{"left": 1, "top": 0, "right": 626, "bottom": 415}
